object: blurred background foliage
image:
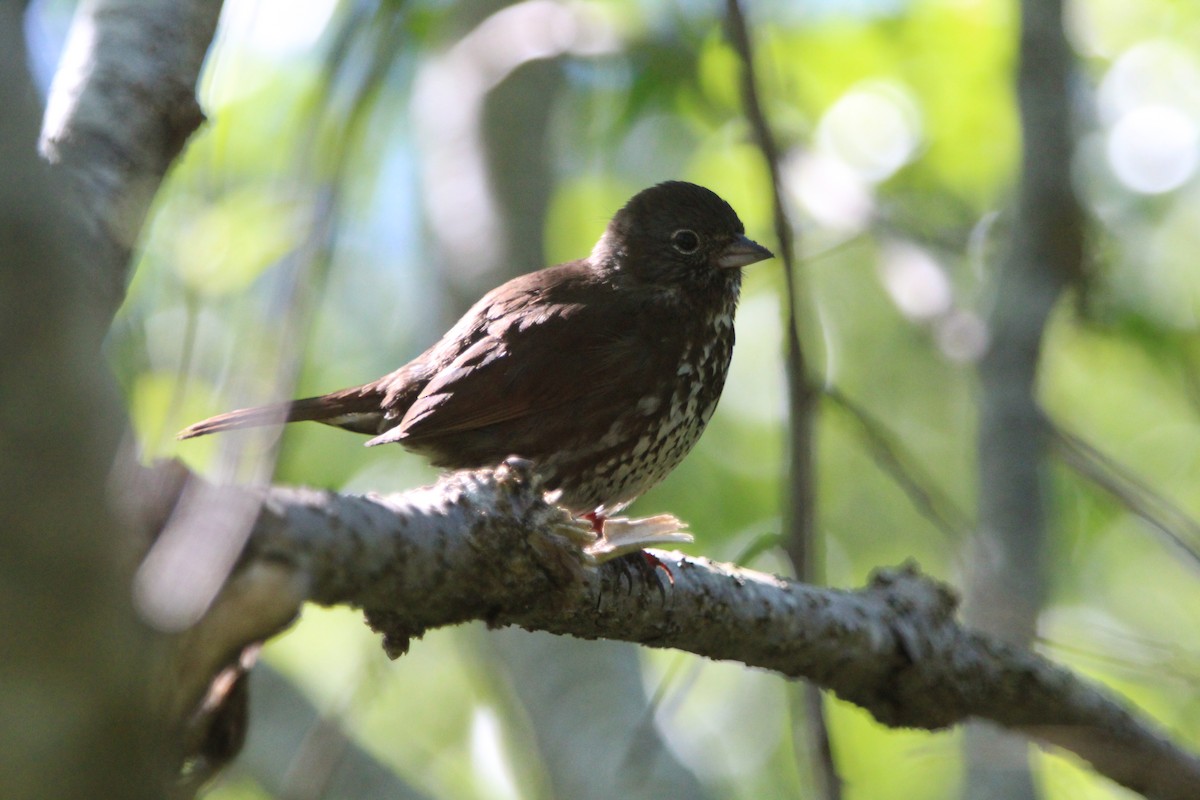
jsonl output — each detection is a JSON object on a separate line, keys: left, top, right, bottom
{"left": 28, "top": 0, "right": 1200, "bottom": 797}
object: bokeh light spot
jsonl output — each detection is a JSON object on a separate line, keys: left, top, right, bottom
{"left": 1106, "top": 105, "right": 1198, "bottom": 194}
{"left": 816, "top": 81, "right": 922, "bottom": 182}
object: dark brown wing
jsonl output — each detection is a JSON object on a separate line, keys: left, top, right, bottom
{"left": 365, "top": 264, "right": 673, "bottom": 452}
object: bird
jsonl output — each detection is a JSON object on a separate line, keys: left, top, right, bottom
{"left": 179, "top": 181, "right": 773, "bottom": 554}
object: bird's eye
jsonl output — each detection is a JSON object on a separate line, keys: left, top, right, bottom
{"left": 671, "top": 229, "right": 701, "bottom": 255}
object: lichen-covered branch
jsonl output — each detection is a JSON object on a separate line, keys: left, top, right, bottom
{"left": 155, "top": 459, "right": 1200, "bottom": 799}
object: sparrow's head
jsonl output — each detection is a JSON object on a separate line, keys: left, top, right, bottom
{"left": 593, "top": 181, "right": 774, "bottom": 288}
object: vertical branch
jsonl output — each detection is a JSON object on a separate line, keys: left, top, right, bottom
{"left": 1, "top": 6, "right": 168, "bottom": 797}
{"left": 39, "top": 0, "right": 225, "bottom": 327}
{"left": 724, "top": 3, "right": 836, "bottom": 798}
{"left": 965, "top": 0, "right": 1083, "bottom": 793}
{"left": 29, "top": 0, "right": 251, "bottom": 789}
{"left": 722, "top": 2, "right": 813, "bottom": 576}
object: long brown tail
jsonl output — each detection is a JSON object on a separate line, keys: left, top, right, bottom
{"left": 177, "top": 386, "right": 388, "bottom": 440}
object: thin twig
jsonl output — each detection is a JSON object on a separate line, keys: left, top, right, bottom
{"left": 1050, "top": 422, "right": 1200, "bottom": 571}
{"left": 723, "top": 3, "right": 839, "bottom": 798}
{"left": 824, "top": 386, "right": 973, "bottom": 539}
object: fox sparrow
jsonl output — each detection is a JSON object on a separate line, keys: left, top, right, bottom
{"left": 180, "top": 181, "right": 772, "bottom": 552}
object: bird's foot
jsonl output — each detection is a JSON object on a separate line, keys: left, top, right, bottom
{"left": 581, "top": 514, "right": 692, "bottom": 562}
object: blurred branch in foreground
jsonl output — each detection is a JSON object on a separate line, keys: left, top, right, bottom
{"left": 2, "top": 3, "right": 170, "bottom": 797}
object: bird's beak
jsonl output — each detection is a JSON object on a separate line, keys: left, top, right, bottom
{"left": 716, "top": 234, "right": 774, "bottom": 269}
